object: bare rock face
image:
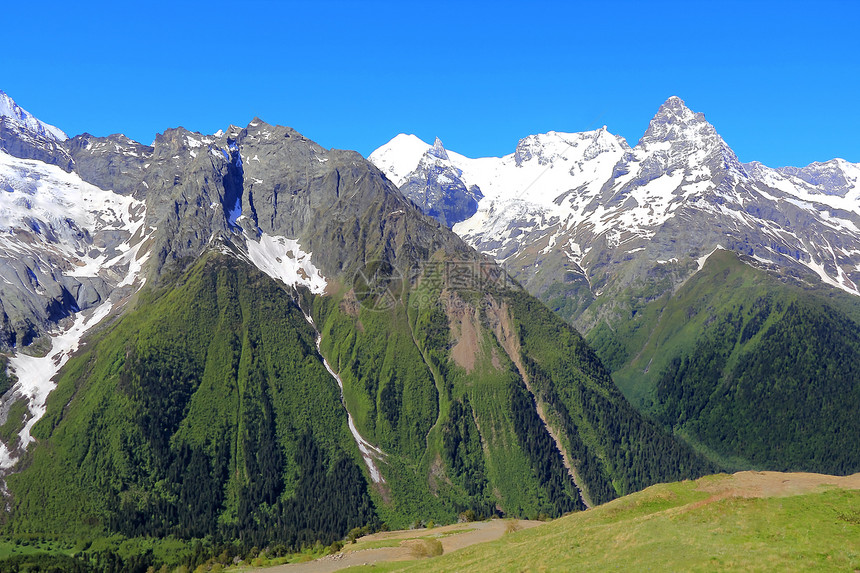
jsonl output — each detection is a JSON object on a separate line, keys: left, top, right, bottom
{"left": 64, "top": 133, "right": 154, "bottom": 197}
{"left": 0, "top": 108, "right": 478, "bottom": 351}
{"left": 398, "top": 137, "right": 483, "bottom": 228}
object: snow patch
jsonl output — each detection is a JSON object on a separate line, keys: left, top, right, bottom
{"left": 697, "top": 245, "right": 724, "bottom": 271}
{"left": 3, "top": 301, "right": 114, "bottom": 469}
{"left": 245, "top": 233, "right": 328, "bottom": 294}
{"left": 0, "top": 152, "right": 147, "bottom": 282}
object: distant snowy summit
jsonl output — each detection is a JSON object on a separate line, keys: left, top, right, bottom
{"left": 370, "top": 97, "right": 860, "bottom": 329}
{"left": 0, "top": 89, "right": 67, "bottom": 141}
{"left": 370, "top": 135, "right": 483, "bottom": 227}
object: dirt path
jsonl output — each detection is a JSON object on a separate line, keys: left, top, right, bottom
{"left": 250, "top": 520, "right": 545, "bottom": 573}
{"left": 696, "top": 470, "right": 860, "bottom": 499}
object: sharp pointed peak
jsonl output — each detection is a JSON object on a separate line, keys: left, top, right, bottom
{"left": 639, "top": 96, "right": 716, "bottom": 146}
{"left": 428, "top": 136, "right": 449, "bottom": 160}
{"left": 653, "top": 95, "right": 705, "bottom": 122}
{"left": 661, "top": 95, "right": 688, "bottom": 110}
{"left": 248, "top": 117, "right": 271, "bottom": 128}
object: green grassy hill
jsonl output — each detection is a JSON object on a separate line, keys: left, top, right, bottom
{"left": 359, "top": 471, "right": 860, "bottom": 572}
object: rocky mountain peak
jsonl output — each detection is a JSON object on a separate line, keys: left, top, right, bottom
{"left": 632, "top": 96, "right": 749, "bottom": 180}
{"left": 660, "top": 95, "right": 692, "bottom": 113}
{"left": 639, "top": 95, "right": 716, "bottom": 146}
{"left": 429, "top": 136, "right": 449, "bottom": 160}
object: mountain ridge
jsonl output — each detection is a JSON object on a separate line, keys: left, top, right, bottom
{"left": 370, "top": 96, "right": 860, "bottom": 319}
{"left": 0, "top": 90, "right": 67, "bottom": 142}
{"left": 369, "top": 96, "right": 860, "bottom": 478}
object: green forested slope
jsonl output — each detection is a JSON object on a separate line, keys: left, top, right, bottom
{"left": 6, "top": 254, "right": 375, "bottom": 547}
{"left": 588, "top": 250, "right": 860, "bottom": 474}
{"left": 310, "top": 258, "right": 713, "bottom": 524}
{"left": 504, "top": 290, "right": 715, "bottom": 504}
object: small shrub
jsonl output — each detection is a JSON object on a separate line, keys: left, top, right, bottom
{"left": 505, "top": 519, "right": 522, "bottom": 534}
{"left": 347, "top": 526, "right": 363, "bottom": 543}
{"left": 837, "top": 510, "right": 860, "bottom": 525}
{"left": 458, "top": 509, "right": 476, "bottom": 523}
{"left": 407, "top": 539, "right": 443, "bottom": 558}
{"left": 328, "top": 540, "right": 344, "bottom": 554}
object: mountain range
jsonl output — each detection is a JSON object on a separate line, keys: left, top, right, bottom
{"left": 0, "top": 88, "right": 859, "bottom": 570}
{"left": 371, "top": 96, "right": 860, "bottom": 314}
{"left": 0, "top": 90, "right": 719, "bottom": 569}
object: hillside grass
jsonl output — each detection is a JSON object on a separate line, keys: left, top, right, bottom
{"left": 587, "top": 250, "right": 860, "bottom": 474}
{"left": 348, "top": 474, "right": 860, "bottom": 572}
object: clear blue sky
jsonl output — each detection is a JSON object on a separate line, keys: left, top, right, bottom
{"left": 3, "top": 0, "right": 858, "bottom": 167}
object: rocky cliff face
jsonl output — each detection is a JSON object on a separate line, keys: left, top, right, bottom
{"left": 0, "top": 117, "right": 74, "bottom": 172}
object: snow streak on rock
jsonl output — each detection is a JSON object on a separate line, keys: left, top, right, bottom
{"left": 0, "top": 149, "right": 150, "bottom": 470}
{"left": 301, "top": 312, "right": 386, "bottom": 483}
{"left": 1, "top": 301, "right": 113, "bottom": 469}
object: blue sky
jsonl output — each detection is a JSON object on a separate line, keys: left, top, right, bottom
{"left": 3, "top": 0, "right": 858, "bottom": 166}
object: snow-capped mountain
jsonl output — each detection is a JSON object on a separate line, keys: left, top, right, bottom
{"left": 369, "top": 136, "right": 482, "bottom": 227}
{"left": 1, "top": 91, "right": 73, "bottom": 174}
{"left": 0, "top": 92, "right": 149, "bottom": 350}
{"left": 371, "top": 96, "right": 860, "bottom": 328}
{"left": 0, "top": 95, "right": 151, "bottom": 468}
{"left": 0, "top": 90, "right": 66, "bottom": 141}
